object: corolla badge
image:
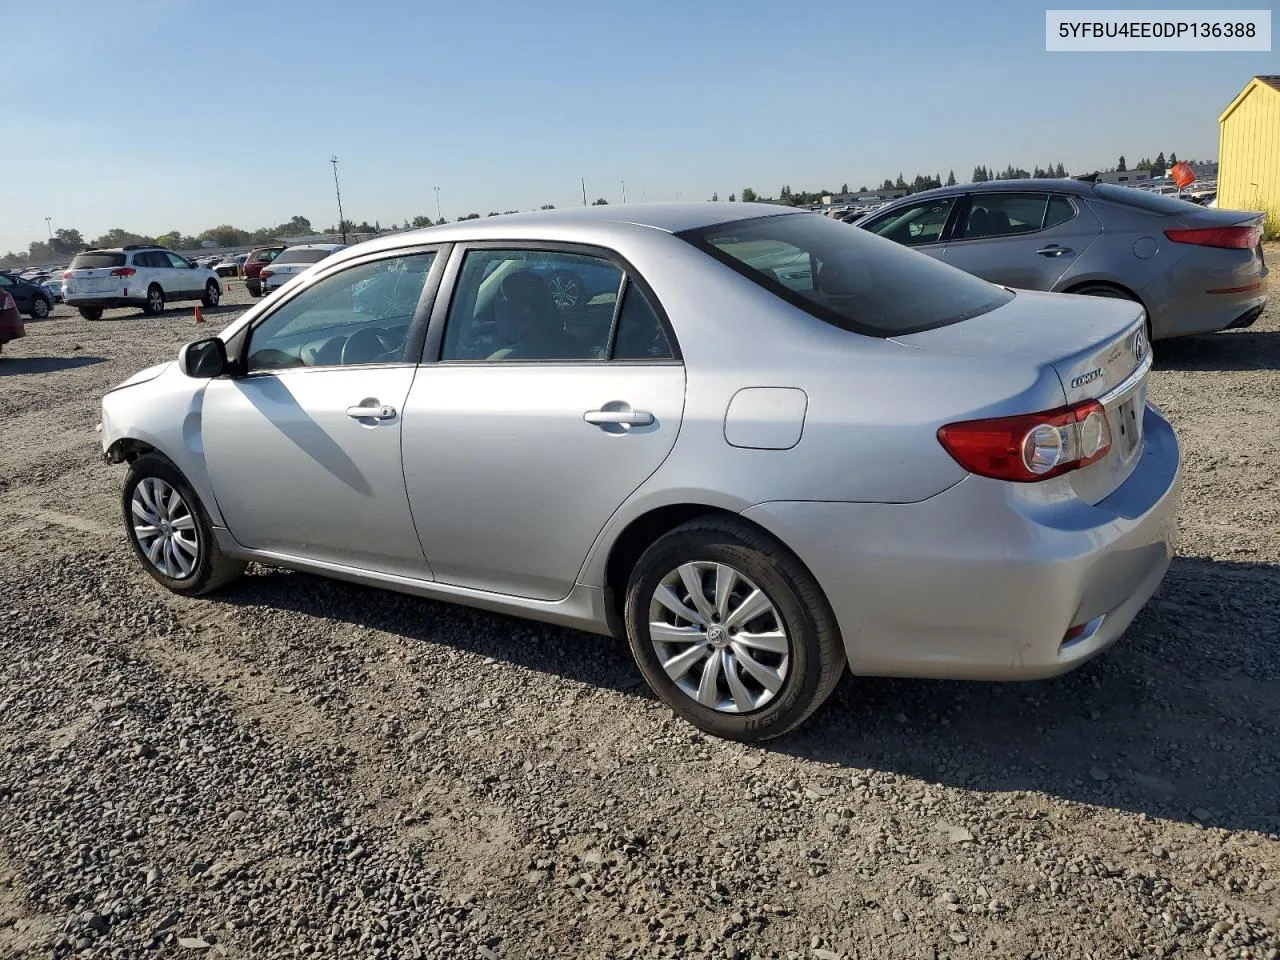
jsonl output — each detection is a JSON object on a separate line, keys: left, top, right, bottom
{"left": 1071, "top": 367, "right": 1105, "bottom": 389}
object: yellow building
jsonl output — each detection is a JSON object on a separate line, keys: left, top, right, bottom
{"left": 1218, "top": 75, "right": 1280, "bottom": 233}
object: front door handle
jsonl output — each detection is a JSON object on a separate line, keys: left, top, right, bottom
{"left": 585, "top": 408, "right": 654, "bottom": 426}
{"left": 1035, "top": 244, "right": 1072, "bottom": 257}
{"left": 346, "top": 402, "right": 397, "bottom": 421}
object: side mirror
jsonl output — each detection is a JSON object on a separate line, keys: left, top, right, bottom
{"left": 178, "top": 337, "right": 228, "bottom": 379}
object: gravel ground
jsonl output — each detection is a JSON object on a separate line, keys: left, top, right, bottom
{"left": 1, "top": 261, "right": 1277, "bottom": 960}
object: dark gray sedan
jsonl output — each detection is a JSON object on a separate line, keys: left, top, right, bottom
{"left": 858, "top": 179, "right": 1267, "bottom": 340}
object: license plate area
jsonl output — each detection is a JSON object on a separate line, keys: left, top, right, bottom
{"left": 1113, "top": 382, "right": 1145, "bottom": 457}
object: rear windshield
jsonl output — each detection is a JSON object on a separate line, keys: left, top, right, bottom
{"left": 1093, "top": 184, "right": 1203, "bottom": 214}
{"left": 677, "top": 213, "right": 1012, "bottom": 336}
{"left": 273, "top": 248, "right": 334, "bottom": 265}
{"left": 70, "top": 252, "right": 126, "bottom": 269}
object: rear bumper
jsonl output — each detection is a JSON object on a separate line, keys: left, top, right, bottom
{"left": 742, "top": 404, "right": 1181, "bottom": 681}
{"left": 1141, "top": 252, "right": 1268, "bottom": 340}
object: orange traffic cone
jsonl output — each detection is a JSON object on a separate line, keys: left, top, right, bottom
{"left": 194, "top": 305, "right": 205, "bottom": 324}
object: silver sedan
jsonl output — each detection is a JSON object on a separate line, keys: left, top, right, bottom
{"left": 858, "top": 179, "right": 1268, "bottom": 340}
{"left": 98, "top": 203, "right": 1181, "bottom": 741}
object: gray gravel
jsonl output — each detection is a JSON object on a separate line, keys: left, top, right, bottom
{"left": 1, "top": 263, "right": 1278, "bottom": 959}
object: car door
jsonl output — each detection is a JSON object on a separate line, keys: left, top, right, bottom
{"left": 401, "top": 244, "right": 686, "bottom": 601}
{"left": 940, "top": 192, "right": 1101, "bottom": 290}
{"left": 201, "top": 247, "right": 445, "bottom": 576}
{"left": 163, "top": 252, "right": 199, "bottom": 296}
{"left": 133, "top": 251, "right": 164, "bottom": 295}
{"left": 859, "top": 195, "right": 959, "bottom": 262}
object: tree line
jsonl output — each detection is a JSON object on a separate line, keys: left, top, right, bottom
{"left": 1113, "top": 152, "right": 1197, "bottom": 179}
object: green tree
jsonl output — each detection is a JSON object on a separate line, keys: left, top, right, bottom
{"left": 711, "top": 192, "right": 718, "bottom": 201}
{"left": 881, "top": 178, "right": 894, "bottom": 191}
{"left": 972, "top": 166, "right": 988, "bottom": 183}
{"left": 740, "top": 187, "right": 758, "bottom": 202}
{"left": 1054, "top": 162, "right": 1067, "bottom": 177}
{"left": 411, "top": 215, "right": 434, "bottom": 228}
{"left": 1169, "top": 151, "right": 1177, "bottom": 164}
{"left": 840, "top": 182, "right": 848, "bottom": 193}
{"left": 436, "top": 217, "right": 448, "bottom": 226}
{"left": 1117, "top": 155, "right": 1127, "bottom": 171}
{"left": 858, "top": 185, "right": 868, "bottom": 192}
{"left": 592, "top": 197, "right": 609, "bottom": 205}
{"left": 457, "top": 213, "right": 481, "bottom": 221}
{"left": 727, "top": 193, "right": 736, "bottom": 202}
{"left": 946, "top": 170, "right": 956, "bottom": 186}
{"left": 894, "top": 172, "right": 907, "bottom": 189}
{"left": 539, "top": 204, "right": 556, "bottom": 210}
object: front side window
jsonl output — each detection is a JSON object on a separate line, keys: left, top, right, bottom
{"left": 956, "top": 193, "right": 1050, "bottom": 239}
{"left": 863, "top": 197, "right": 955, "bottom": 247}
{"left": 441, "top": 249, "right": 623, "bottom": 361}
{"left": 679, "top": 213, "right": 1012, "bottom": 337}
{"left": 165, "top": 252, "right": 191, "bottom": 269}
{"left": 246, "top": 252, "right": 435, "bottom": 371}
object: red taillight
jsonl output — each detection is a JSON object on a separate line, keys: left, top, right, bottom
{"left": 1, "top": 292, "right": 14, "bottom": 310}
{"left": 937, "top": 400, "right": 1113, "bottom": 483}
{"left": 1164, "top": 225, "right": 1262, "bottom": 250}
{"left": 110, "top": 267, "right": 137, "bottom": 278}
{"left": 260, "top": 269, "right": 273, "bottom": 280}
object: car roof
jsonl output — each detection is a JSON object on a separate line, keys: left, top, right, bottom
{"left": 282, "top": 243, "right": 347, "bottom": 251}
{"left": 350, "top": 202, "right": 797, "bottom": 255}
{"left": 875, "top": 179, "right": 1097, "bottom": 208}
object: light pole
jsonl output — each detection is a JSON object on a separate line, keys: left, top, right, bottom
{"left": 434, "top": 186, "right": 442, "bottom": 222}
{"left": 330, "top": 156, "right": 347, "bottom": 244}
{"left": 621, "top": 179, "right": 626, "bottom": 203}
{"left": 44, "top": 217, "right": 52, "bottom": 240}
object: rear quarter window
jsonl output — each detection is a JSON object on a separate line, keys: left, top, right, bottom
{"left": 70, "top": 252, "right": 126, "bottom": 269}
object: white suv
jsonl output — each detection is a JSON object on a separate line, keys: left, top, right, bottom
{"left": 63, "top": 246, "right": 222, "bottom": 321}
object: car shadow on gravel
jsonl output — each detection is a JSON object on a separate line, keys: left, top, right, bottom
{"left": 0, "top": 355, "right": 108, "bottom": 375}
{"left": 1154, "top": 329, "right": 1280, "bottom": 372}
{"left": 778, "top": 555, "right": 1280, "bottom": 835}
{"left": 210, "top": 555, "right": 1279, "bottom": 834}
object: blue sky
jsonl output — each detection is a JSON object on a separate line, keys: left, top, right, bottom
{"left": 0, "top": 0, "right": 1270, "bottom": 253}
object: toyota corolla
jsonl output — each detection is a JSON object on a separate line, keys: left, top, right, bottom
{"left": 98, "top": 203, "right": 1180, "bottom": 741}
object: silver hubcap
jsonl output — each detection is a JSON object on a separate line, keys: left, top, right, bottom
{"left": 131, "top": 477, "right": 198, "bottom": 579}
{"left": 648, "top": 561, "right": 790, "bottom": 714}
{"left": 34, "top": 300, "right": 48, "bottom": 316}
{"left": 207, "top": 285, "right": 219, "bottom": 303}
{"left": 547, "top": 276, "right": 580, "bottom": 310}
{"left": 150, "top": 290, "right": 162, "bottom": 309}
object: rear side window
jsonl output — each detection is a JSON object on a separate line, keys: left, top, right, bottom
{"left": 70, "top": 252, "right": 126, "bottom": 269}
{"left": 613, "top": 283, "right": 673, "bottom": 360}
{"left": 956, "top": 193, "right": 1049, "bottom": 239}
{"left": 1093, "top": 183, "right": 1204, "bottom": 214}
{"left": 679, "top": 213, "right": 1012, "bottom": 337}
{"left": 274, "top": 248, "right": 335, "bottom": 265}
{"left": 1044, "top": 196, "right": 1076, "bottom": 228}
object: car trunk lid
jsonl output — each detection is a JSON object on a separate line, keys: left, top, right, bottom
{"left": 892, "top": 289, "right": 1150, "bottom": 504}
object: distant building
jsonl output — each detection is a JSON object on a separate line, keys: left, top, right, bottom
{"left": 1218, "top": 75, "right": 1280, "bottom": 224}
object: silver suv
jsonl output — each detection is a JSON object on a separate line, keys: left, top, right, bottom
{"left": 64, "top": 246, "right": 222, "bottom": 321}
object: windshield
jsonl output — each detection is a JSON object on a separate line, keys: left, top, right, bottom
{"left": 1093, "top": 183, "right": 1205, "bottom": 214}
{"left": 677, "top": 213, "right": 1012, "bottom": 336}
{"left": 274, "top": 248, "right": 336, "bottom": 265}
{"left": 70, "top": 252, "right": 126, "bottom": 269}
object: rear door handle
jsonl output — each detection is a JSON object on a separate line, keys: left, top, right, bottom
{"left": 346, "top": 403, "right": 397, "bottom": 420}
{"left": 1035, "top": 244, "right": 1072, "bottom": 257}
{"left": 585, "top": 408, "right": 653, "bottom": 426}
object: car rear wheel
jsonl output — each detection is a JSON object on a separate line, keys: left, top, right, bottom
{"left": 79, "top": 307, "right": 103, "bottom": 321}
{"left": 546, "top": 271, "right": 586, "bottom": 312}
{"left": 143, "top": 285, "right": 165, "bottom": 316}
{"left": 123, "top": 453, "right": 245, "bottom": 596}
{"left": 623, "top": 517, "right": 845, "bottom": 741}
{"left": 202, "top": 281, "right": 221, "bottom": 308}
{"left": 30, "top": 297, "right": 50, "bottom": 319}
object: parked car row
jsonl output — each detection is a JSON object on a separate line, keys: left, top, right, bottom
{"left": 0, "top": 270, "right": 56, "bottom": 318}
{"left": 99, "top": 201, "right": 1181, "bottom": 741}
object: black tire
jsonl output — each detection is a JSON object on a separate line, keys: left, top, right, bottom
{"left": 78, "top": 307, "right": 103, "bottom": 321}
{"left": 246, "top": 279, "right": 262, "bottom": 297}
{"left": 545, "top": 271, "right": 587, "bottom": 312}
{"left": 202, "top": 280, "right": 221, "bottom": 308}
{"left": 122, "top": 453, "right": 245, "bottom": 597}
{"left": 143, "top": 284, "right": 165, "bottom": 316}
{"left": 30, "top": 297, "right": 51, "bottom": 319}
{"left": 623, "top": 517, "right": 845, "bottom": 742}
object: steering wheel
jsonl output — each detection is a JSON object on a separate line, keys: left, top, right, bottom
{"left": 341, "top": 327, "right": 395, "bottom": 365}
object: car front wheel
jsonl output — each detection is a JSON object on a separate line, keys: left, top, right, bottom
{"left": 624, "top": 517, "right": 845, "bottom": 741}
{"left": 202, "top": 281, "right": 221, "bottom": 308}
{"left": 123, "top": 453, "right": 245, "bottom": 596}
{"left": 79, "top": 307, "right": 103, "bottom": 321}
{"left": 30, "top": 297, "right": 50, "bottom": 319}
